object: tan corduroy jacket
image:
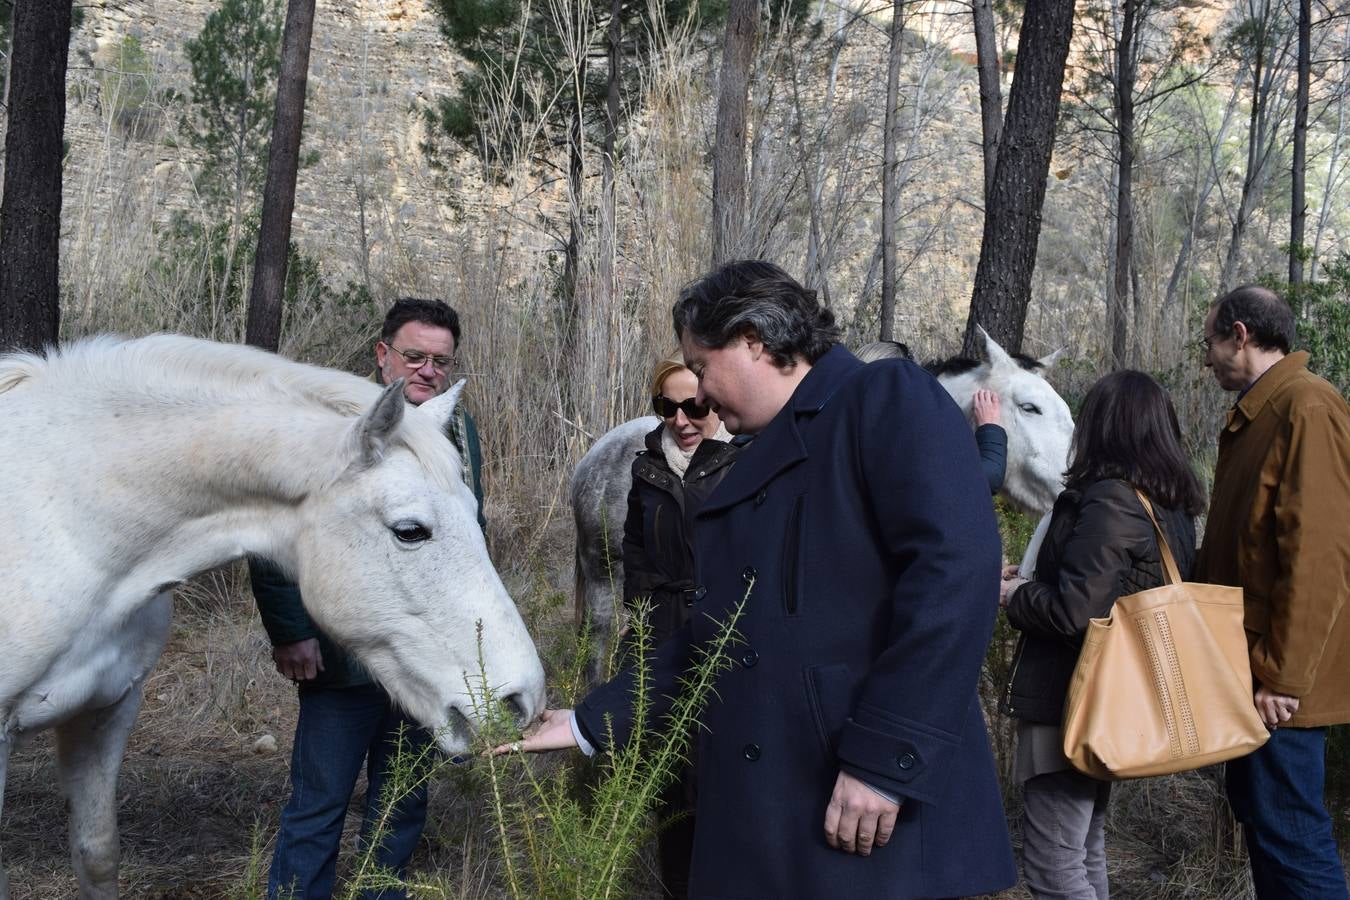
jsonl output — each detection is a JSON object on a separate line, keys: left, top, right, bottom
{"left": 1197, "top": 351, "right": 1350, "bottom": 726}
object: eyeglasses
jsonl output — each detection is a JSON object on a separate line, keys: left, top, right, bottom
{"left": 387, "top": 344, "right": 456, "bottom": 370}
{"left": 653, "top": 395, "right": 710, "bottom": 419}
{"left": 1196, "top": 330, "right": 1225, "bottom": 352}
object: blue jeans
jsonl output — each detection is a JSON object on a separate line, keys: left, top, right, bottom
{"left": 1226, "top": 726, "right": 1349, "bottom": 899}
{"left": 269, "top": 683, "right": 434, "bottom": 900}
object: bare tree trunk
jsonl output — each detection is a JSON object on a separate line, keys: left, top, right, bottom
{"left": 245, "top": 0, "right": 316, "bottom": 352}
{"left": 0, "top": 0, "right": 71, "bottom": 351}
{"left": 1289, "top": 0, "right": 1309, "bottom": 285}
{"left": 1109, "top": 0, "right": 1137, "bottom": 369}
{"left": 1163, "top": 74, "right": 1245, "bottom": 313}
{"left": 0, "top": 10, "right": 16, "bottom": 189}
{"left": 354, "top": 26, "right": 372, "bottom": 290}
{"left": 962, "top": 0, "right": 1075, "bottom": 356}
{"left": 1311, "top": 19, "right": 1350, "bottom": 281}
{"left": 598, "top": 0, "right": 619, "bottom": 307}
{"left": 711, "top": 0, "right": 758, "bottom": 266}
{"left": 799, "top": 11, "right": 849, "bottom": 306}
{"left": 1220, "top": 0, "right": 1292, "bottom": 293}
{"left": 788, "top": 56, "right": 830, "bottom": 306}
{"left": 972, "top": 0, "right": 1002, "bottom": 206}
{"left": 561, "top": 83, "right": 584, "bottom": 351}
{"left": 219, "top": 55, "right": 256, "bottom": 322}
{"left": 879, "top": 0, "right": 904, "bottom": 341}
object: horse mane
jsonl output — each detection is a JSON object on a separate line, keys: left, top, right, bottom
{"left": 3, "top": 334, "right": 463, "bottom": 489}
{"left": 0, "top": 348, "right": 43, "bottom": 394}
{"left": 924, "top": 353, "right": 1045, "bottom": 377}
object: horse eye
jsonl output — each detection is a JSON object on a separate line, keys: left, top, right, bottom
{"left": 1018, "top": 402, "right": 1043, "bottom": 415}
{"left": 391, "top": 521, "right": 432, "bottom": 544}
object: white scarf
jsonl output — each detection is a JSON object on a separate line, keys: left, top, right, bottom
{"left": 660, "top": 423, "right": 733, "bottom": 478}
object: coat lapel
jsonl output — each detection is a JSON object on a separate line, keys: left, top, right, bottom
{"left": 699, "top": 346, "right": 861, "bottom": 516}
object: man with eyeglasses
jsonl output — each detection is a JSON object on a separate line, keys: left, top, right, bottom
{"left": 1196, "top": 285, "right": 1350, "bottom": 898}
{"left": 250, "top": 297, "right": 486, "bottom": 899}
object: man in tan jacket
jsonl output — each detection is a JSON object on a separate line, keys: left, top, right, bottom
{"left": 1197, "top": 284, "right": 1350, "bottom": 898}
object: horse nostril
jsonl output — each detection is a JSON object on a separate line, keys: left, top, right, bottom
{"left": 503, "top": 692, "right": 531, "bottom": 727}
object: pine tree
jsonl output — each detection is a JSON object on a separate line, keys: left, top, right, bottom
{"left": 183, "top": 0, "right": 284, "bottom": 225}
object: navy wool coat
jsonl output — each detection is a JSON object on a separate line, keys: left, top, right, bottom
{"left": 577, "top": 346, "right": 1017, "bottom": 899}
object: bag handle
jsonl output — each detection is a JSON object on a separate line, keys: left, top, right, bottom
{"left": 1133, "top": 489, "right": 1183, "bottom": 586}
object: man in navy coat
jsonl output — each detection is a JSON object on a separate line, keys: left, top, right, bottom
{"left": 516, "top": 261, "right": 1016, "bottom": 898}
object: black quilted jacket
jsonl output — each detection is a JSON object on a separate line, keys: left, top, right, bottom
{"left": 1001, "top": 478, "right": 1196, "bottom": 724}
{"left": 621, "top": 424, "right": 739, "bottom": 645}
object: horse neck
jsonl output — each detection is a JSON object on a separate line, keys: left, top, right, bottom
{"left": 80, "top": 398, "right": 352, "bottom": 579}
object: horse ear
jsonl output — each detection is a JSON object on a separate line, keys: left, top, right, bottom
{"left": 348, "top": 379, "right": 406, "bottom": 468}
{"left": 1037, "top": 347, "right": 1066, "bottom": 369}
{"left": 415, "top": 378, "right": 465, "bottom": 433}
{"left": 977, "top": 325, "right": 1016, "bottom": 370}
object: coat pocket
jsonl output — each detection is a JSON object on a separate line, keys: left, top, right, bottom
{"left": 804, "top": 663, "right": 857, "bottom": 755}
{"left": 782, "top": 494, "right": 806, "bottom": 615}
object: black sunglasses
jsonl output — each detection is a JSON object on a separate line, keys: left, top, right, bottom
{"left": 652, "top": 395, "right": 710, "bottom": 419}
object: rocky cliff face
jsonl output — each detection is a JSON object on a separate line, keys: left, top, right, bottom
{"left": 65, "top": 0, "right": 480, "bottom": 286}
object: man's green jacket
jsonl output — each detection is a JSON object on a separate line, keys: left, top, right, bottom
{"left": 249, "top": 404, "right": 485, "bottom": 689}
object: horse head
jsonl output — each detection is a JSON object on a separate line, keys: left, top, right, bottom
{"left": 289, "top": 380, "right": 546, "bottom": 754}
{"left": 931, "top": 328, "right": 1073, "bottom": 515}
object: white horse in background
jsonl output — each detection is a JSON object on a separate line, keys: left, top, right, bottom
{"left": 913, "top": 328, "right": 1072, "bottom": 516}
{"left": 0, "top": 335, "right": 546, "bottom": 899}
{"left": 570, "top": 330, "right": 1073, "bottom": 679}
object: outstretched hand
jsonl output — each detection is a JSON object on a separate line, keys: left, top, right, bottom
{"left": 489, "top": 708, "right": 579, "bottom": 756}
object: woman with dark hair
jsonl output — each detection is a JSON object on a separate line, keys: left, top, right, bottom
{"left": 999, "top": 369, "right": 1204, "bottom": 899}
{"left": 622, "top": 355, "right": 737, "bottom": 898}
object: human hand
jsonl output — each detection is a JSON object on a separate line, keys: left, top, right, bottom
{"left": 973, "top": 390, "right": 1003, "bottom": 427}
{"left": 999, "top": 572, "right": 1027, "bottom": 608}
{"left": 823, "top": 771, "right": 901, "bottom": 857}
{"left": 1254, "top": 684, "right": 1300, "bottom": 729}
{"left": 272, "top": 638, "right": 323, "bottom": 682}
{"left": 1002, "top": 563, "right": 1022, "bottom": 580}
{"left": 489, "top": 708, "right": 579, "bottom": 756}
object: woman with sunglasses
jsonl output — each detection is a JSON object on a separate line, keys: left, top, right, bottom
{"left": 622, "top": 356, "right": 737, "bottom": 899}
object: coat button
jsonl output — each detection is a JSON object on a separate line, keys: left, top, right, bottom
{"left": 742, "top": 566, "right": 757, "bottom": 584}
{"left": 897, "top": 752, "right": 916, "bottom": 770}
{"left": 740, "top": 650, "right": 759, "bottom": 668}
{"left": 755, "top": 489, "right": 767, "bottom": 506}
{"left": 682, "top": 586, "right": 707, "bottom": 608}
{"left": 743, "top": 743, "right": 761, "bottom": 761}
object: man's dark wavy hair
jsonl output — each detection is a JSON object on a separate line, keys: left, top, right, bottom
{"left": 1211, "top": 285, "right": 1295, "bottom": 354}
{"left": 1065, "top": 369, "right": 1206, "bottom": 515}
{"left": 672, "top": 260, "right": 840, "bottom": 367}
{"left": 381, "top": 297, "right": 462, "bottom": 346}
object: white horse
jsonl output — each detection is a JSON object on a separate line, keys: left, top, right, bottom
{"left": 916, "top": 329, "right": 1072, "bottom": 516}
{"left": 570, "top": 330, "right": 1073, "bottom": 678}
{"left": 0, "top": 334, "right": 547, "bottom": 899}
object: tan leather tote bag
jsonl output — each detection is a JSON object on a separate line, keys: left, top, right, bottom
{"left": 1061, "top": 492, "right": 1269, "bottom": 780}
